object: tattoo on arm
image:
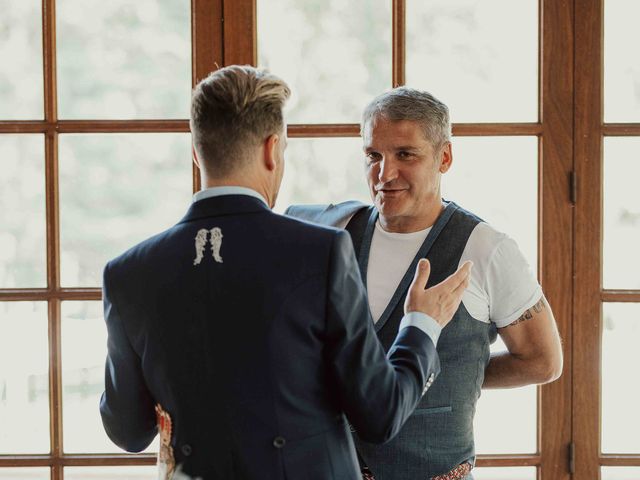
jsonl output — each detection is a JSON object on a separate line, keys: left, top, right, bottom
{"left": 504, "top": 298, "right": 546, "bottom": 328}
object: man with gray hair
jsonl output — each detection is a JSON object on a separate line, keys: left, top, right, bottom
{"left": 100, "top": 67, "right": 474, "bottom": 480}
{"left": 287, "top": 87, "right": 563, "bottom": 479}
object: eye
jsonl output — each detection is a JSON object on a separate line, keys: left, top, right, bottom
{"left": 398, "top": 151, "right": 412, "bottom": 159}
{"left": 365, "top": 152, "right": 382, "bottom": 164}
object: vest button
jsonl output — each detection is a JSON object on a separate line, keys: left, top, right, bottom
{"left": 181, "top": 444, "right": 192, "bottom": 456}
{"left": 273, "top": 436, "right": 286, "bottom": 448}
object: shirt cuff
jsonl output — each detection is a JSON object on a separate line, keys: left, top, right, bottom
{"left": 399, "top": 312, "right": 442, "bottom": 347}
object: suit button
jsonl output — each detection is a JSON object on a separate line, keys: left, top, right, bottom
{"left": 181, "top": 444, "right": 192, "bottom": 456}
{"left": 273, "top": 436, "right": 286, "bottom": 448}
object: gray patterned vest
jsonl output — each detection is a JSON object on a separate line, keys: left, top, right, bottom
{"left": 348, "top": 202, "right": 498, "bottom": 479}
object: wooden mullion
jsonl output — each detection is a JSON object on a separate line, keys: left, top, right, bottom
{"left": 452, "top": 123, "right": 543, "bottom": 136}
{"left": 392, "top": 0, "right": 406, "bottom": 87}
{"left": 286, "top": 123, "right": 543, "bottom": 139}
{"left": 0, "top": 290, "right": 50, "bottom": 301}
{"left": 191, "top": 0, "right": 223, "bottom": 194}
{"left": 0, "top": 454, "right": 155, "bottom": 468}
{"left": 601, "top": 290, "right": 640, "bottom": 302}
{"left": 47, "top": 299, "right": 63, "bottom": 478}
{"left": 0, "top": 289, "right": 101, "bottom": 301}
{"left": 58, "top": 454, "right": 156, "bottom": 467}
{"left": 539, "top": 0, "right": 575, "bottom": 478}
{"left": 573, "top": 0, "right": 604, "bottom": 479}
{"left": 602, "top": 124, "right": 640, "bottom": 136}
{"left": 0, "top": 121, "right": 52, "bottom": 134}
{"left": 0, "top": 456, "right": 53, "bottom": 467}
{"left": 288, "top": 124, "right": 361, "bottom": 138}
{"left": 42, "top": 0, "right": 64, "bottom": 476}
{"left": 57, "top": 120, "right": 190, "bottom": 134}
{"left": 600, "top": 455, "right": 640, "bottom": 467}
{"left": 475, "top": 455, "right": 541, "bottom": 467}
{"left": 223, "top": 0, "right": 256, "bottom": 66}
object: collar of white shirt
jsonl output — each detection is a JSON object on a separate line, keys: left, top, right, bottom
{"left": 192, "top": 186, "right": 269, "bottom": 207}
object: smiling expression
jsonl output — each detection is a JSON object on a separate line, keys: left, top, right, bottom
{"left": 363, "top": 117, "right": 452, "bottom": 233}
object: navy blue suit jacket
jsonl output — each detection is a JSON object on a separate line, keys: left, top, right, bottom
{"left": 100, "top": 194, "right": 440, "bottom": 479}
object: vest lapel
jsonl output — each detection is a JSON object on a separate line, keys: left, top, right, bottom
{"left": 370, "top": 202, "right": 460, "bottom": 332}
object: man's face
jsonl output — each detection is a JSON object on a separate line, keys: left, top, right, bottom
{"left": 363, "top": 117, "right": 451, "bottom": 232}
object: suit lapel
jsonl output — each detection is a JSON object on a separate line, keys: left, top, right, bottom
{"left": 357, "top": 202, "right": 460, "bottom": 333}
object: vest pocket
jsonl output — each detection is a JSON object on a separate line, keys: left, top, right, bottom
{"left": 413, "top": 406, "right": 452, "bottom": 415}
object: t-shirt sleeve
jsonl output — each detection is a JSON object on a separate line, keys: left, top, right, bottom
{"left": 485, "top": 235, "right": 543, "bottom": 328}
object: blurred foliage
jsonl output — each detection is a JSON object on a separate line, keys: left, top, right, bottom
{"left": 0, "top": 0, "right": 43, "bottom": 119}
{"left": 59, "top": 133, "right": 192, "bottom": 286}
{"left": 56, "top": 0, "right": 191, "bottom": 119}
{"left": 0, "top": 136, "right": 46, "bottom": 288}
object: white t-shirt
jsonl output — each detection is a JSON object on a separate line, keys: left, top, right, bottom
{"left": 359, "top": 220, "right": 542, "bottom": 328}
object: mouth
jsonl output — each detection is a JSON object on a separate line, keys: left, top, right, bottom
{"left": 376, "top": 189, "right": 407, "bottom": 197}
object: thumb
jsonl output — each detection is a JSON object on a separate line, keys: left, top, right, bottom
{"left": 410, "top": 258, "right": 431, "bottom": 291}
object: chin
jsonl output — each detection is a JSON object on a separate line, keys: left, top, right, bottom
{"left": 375, "top": 197, "right": 405, "bottom": 218}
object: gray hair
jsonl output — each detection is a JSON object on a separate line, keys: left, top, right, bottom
{"left": 361, "top": 87, "right": 451, "bottom": 149}
{"left": 190, "top": 65, "right": 291, "bottom": 178}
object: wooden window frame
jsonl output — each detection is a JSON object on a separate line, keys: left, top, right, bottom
{"left": 3, "top": 0, "right": 640, "bottom": 478}
{"left": 231, "top": 0, "right": 574, "bottom": 477}
{"left": 574, "top": 0, "right": 640, "bottom": 478}
{"left": 0, "top": 1, "right": 221, "bottom": 478}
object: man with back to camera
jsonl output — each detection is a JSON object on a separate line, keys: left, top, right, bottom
{"left": 99, "top": 66, "right": 475, "bottom": 480}
{"left": 286, "top": 87, "right": 563, "bottom": 480}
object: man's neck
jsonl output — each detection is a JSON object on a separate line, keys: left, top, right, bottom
{"left": 201, "top": 175, "right": 273, "bottom": 208}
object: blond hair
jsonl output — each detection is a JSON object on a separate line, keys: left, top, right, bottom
{"left": 190, "top": 65, "right": 291, "bottom": 177}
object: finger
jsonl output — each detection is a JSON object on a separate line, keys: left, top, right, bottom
{"left": 409, "top": 258, "right": 431, "bottom": 292}
{"left": 443, "top": 261, "right": 473, "bottom": 293}
{"left": 451, "top": 269, "right": 471, "bottom": 298}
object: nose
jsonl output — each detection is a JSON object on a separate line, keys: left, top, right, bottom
{"left": 378, "top": 157, "right": 398, "bottom": 183}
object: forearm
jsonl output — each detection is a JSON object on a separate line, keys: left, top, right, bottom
{"left": 484, "top": 295, "right": 563, "bottom": 389}
{"left": 483, "top": 349, "right": 560, "bottom": 389}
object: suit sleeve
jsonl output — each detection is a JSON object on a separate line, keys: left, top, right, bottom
{"left": 99, "top": 262, "right": 157, "bottom": 452}
{"left": 325, "top": 230, "right": 441, "bottom": 444}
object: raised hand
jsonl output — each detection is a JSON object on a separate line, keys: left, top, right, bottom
{"left": 404, "top": 259, "right": 473, "bottom": 328}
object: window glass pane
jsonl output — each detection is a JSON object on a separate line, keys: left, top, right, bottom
{"left": 472, "top": 467, "right": 537, "bottom": 480}
{"left": 602, "top": 467, "right": 640, "bottom": 480}
{"left": 257, "top": 0, "right": 391, "bottom": 124}
{"left": 275, "top": 137, "right": 371, "bottom": 213}
{"left": 64, "top": 467, "right": 157, "bottom": 479}
{"left": 475, "top": 338, "right": 537, "bottom": 454}
{"left": 57, "top": 0, "right": 191, "bottom": 119}
{"left": 605, "top": 0, "right": 640, "bottom": 122}
{"left": 406, "top": 0, "right": 538, "bottom": 122}
{"left": 0, "top": 135, "right": 46, "bottom": 288}
{"left": 0, "top": 468, "right": 50, "bottom": 480}
{"left": 0, "top": 0, "right": 43, "bottom": 119}
{"left": 603, "top": 138, "right": 640, "bottom": 289}
{"left": 0, "top": 302, "right": 49, "bottom": 453}
{"left": 442, "top": 137, "right": 538, "bottom": 269}
{"left": 59, "top": 133, "right": 192, "bottom": 287}
{"left": 602, "top": 303, "right": 640, "bottom": 454}
{"left": 61, "top": 301, "right": 158, "bottom": 453}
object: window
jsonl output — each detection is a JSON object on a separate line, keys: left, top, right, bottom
{"left": 2, "top": 1, "right": 638, "bottom": 479}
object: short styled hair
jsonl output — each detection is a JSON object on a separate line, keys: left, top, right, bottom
{"left": 361, "top": 87, "right": 451, "bottom": 150}
{"left": 190, "top": 65, "right": 291, "bottom": 177}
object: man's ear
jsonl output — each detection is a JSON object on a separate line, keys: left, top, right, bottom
{"left": 192, "top": 145, "right": 201, "bottom": 169}
{"left": 263, "top": 133, "right": 280, "bottom": 172}
{"left": 439, "top": 142, "right": 453, "bottom": 174}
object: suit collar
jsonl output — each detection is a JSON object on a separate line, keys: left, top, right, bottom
{"left": 178, "top": 194, "right": 271, "bottom": 224}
